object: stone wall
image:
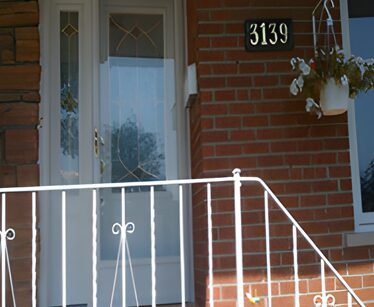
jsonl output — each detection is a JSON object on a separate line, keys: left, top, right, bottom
{"left": 0, "top": 1, "right": 40, "bottom": 305}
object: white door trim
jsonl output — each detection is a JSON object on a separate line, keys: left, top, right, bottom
{"left": 39, "top": 0, "right": 193, "bottom": 305}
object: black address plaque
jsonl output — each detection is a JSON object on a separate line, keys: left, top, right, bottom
{"left": 244, "top": 19, "right": 294, "bottom": 51}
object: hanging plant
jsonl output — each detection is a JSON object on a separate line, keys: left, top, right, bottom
{"left": 290, "top": 47, "right": 374, "bottom": 117}
{"left": 289, "top": 0, "right": 374, "bottom": 117}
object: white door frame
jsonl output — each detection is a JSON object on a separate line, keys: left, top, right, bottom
{"left": 341, "top": 0, "right": 374, "bottom": 232}
{"left": 39, "top": 0, "right": 193, "bottom": 305}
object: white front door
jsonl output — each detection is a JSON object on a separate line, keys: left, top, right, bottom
{"left": 40, "top": 0, "right": 190, "bottom": 306}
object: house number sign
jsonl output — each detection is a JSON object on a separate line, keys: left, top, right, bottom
{"left": 244, "top": 19, "right": 293, "bottom": 51}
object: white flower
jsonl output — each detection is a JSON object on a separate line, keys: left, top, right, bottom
{"left": 290, "top": 58, "right": 297, "bottom": 70}
{"left": 297, "top": 75, "right": 304, "bottom": 89}
{"left": 290, "top": 79, "right": 299, "bottom": 95}
{"left": 366, "top": 58, "right": 374, "bottom": 65}
{"left": 305, "top": 97, "right": 319, "bottom": 112}
{"left": 299, "top": 60, "right": 311, "bottom": 75}
{"left": 336, "top": 46, "right": 344, "bottom": 55}
{"left": 356, "top": 56, "right": 364, "bottom": 65}
{"left": 341, "top": 75, "right": 349, "bottom": 86}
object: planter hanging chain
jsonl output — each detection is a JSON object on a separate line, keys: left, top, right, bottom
{"left": 312, "top": 0, "right": 337, "bottom": 54}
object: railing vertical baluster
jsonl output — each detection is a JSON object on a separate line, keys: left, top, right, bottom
{"left": 348, "top": 292, "right": 352, "bottom": 307}
{"left": 179, "top": 185, "right": 186, "bottom": 307}
{"left": 32, "top": 192, "right": 37, "bottom": 307}
{"left": 321, "top": 259, "right": 326, "bottom": 307}
{"left": 62, "top": 191, "right": 66, "bottom": 307}
{"left": 292, "top": 225, "right": 300, "bottom": 307}
{"left": 1, "top": 193, "right": 6, "bottom": 307}
{"left": 92, "top": 189, "right": 97, "bottom": 307}
{"left": 264, "top": 191, "right": 272, "bottom": 307}
{"left": 150, "top": 186, "right": 156, "bottom": 307}
{"left": 207, "top": 183, "right": 213, "bottom": 307}
{"left": 121, "top": 188, "right": 126, "bottom": 307}
{"left": 233, "top": 169, "right": 244, "bottom": 307}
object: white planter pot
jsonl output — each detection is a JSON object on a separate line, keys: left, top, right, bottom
{"left": 319, "top": 78, "right": 349, "bottom": 115}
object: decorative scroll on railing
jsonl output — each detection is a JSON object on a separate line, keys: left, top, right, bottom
{"left": 0, "top": 169, "right": 366, "bottom": 307}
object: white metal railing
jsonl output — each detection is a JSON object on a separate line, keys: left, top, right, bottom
{"left": 0, "top": 169, "right": 366, "bottom": 307}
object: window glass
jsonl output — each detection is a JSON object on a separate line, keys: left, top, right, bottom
{"left": 60, "top": 12, "right": 79, "bottom": 184}
{"left": 349, "top": 15, "right": 374, "bottom": 213}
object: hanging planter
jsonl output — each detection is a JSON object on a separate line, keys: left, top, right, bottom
{"left": 319, "top": 78, "right": 349, "bottom": 115}
{"left": 289, "top": 0, "right": 374, "bottom": 118}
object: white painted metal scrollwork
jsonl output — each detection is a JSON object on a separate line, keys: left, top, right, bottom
{"left": 110, "top": 221, "right": 138, "bottom": 307}
{"left": 314, "top": 293, "right": 336, "bottom": 306}
{"left": 1, "top": 193, "right": 17, "bottom": 307}
{"left": 112, "top": 222, "right": 135, "bottom": 236}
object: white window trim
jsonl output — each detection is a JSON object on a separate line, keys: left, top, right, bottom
{"left": 341, "top": 0, "right": 374, "bottom": 233}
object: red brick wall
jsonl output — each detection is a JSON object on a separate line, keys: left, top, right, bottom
{"left": 0, "top": 1, "right": 40, "bottom": 304}
{"left": 187, "top": 0, "right": 374, "bottom": 305}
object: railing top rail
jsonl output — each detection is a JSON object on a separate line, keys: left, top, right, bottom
{"left": 0, "top": 175, "right": 265, "bottom": 193}
{"left": 0, "top": 171, "right": 365, "bottom": 306}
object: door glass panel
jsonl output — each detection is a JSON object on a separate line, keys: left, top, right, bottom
{"left": 350, "top": 16, "right": 374, "bottom": 212}
{"left": 60, "top": 12, "right": 79, "bottom": 184}
{"left": 100, "top": 13, "right": 179, "bottom": 260}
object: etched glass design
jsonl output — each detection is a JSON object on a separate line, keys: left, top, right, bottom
{"left": 60, "top": 12, "right": 79, "bottom": 184}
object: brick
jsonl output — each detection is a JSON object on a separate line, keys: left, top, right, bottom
{"left": 253, "top": 76, "right": 279, "bottom": 87}
{"left": 215, "top": 116, "right": 241, "bottom": 129}
{"left": 6, "top": 192, "right": 32, "bottom": 226}
{"left": 239, "top": 63, "right": 265, "bottom": 74}
{"left": 0, "top": 1, "right": 39, "bottom": 27}
{"left": 227, "top": 76, "right": 251, "bottom": 87}
{"left": 216, "top": 144, "right": 241, "bottom": 156}
{"left": 330, "top": 247, "right": 370, "bottom": 262}
{"left": 22, "top": 91, "right": 40, "bottom": 102}
{"left": 201, "top": 104, "right": 228, "bottom": 115}
{"left": 16, "top": 38, "right": 39, "bottom": 62}
{"left": 16, "top": 164, "right": 39, "bottom": 187}
{"left": 363, "top": 274, "right": 374, "bottom": 287}
{"left": 0, "top": 93, "right": 21, "bottom": 102}
{"left": 0, "top": 64, "right": 40, "bottom": 90}
{"left": 229, "top": 103, "right": 254, "bottom": 114}
{"left": 279, "top": 280, "right": 308, "bottom": 295}
{"left": 215, "top": 90, "right": 235, "bottom": 101}
{"left": 199, "top": 76, "right": 226, "bottom": 88}
{"left": 0, "top": 165, "right": 16, "bottom": 187}
{"left": 0, "top": 28, "right": 14, "bottom": 64}
{"left": 210, "top": 36, "right": 238, "bottom": 48}
{"left": 5, "top": 129, "right": 38, "bottom": 163}
{"left": 0, "top": 103, "right": 38, "bottom": 126}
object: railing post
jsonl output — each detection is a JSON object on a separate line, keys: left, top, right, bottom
{"left": 179, "top": 185, "right": 186, "bottom": 307}
{"left": 207, "top": 183, "right": 214, "bottom": 307}
{"left": 62, "top": 191, "right": 67, "bottom": 307}
{"left": 321, "top": 259, "right": 326, "bottom": 307}
{"left": 150, "top": 186, "right": 156, "bottom": 307}
{"left": 264, "top": 191, "right": 272, "bottom": 307}
{"left": 348, "top": 292, "right": 352, "bottom": 307}
{"left": 292, "top": 225, "right": 300, "bottom": 307}
{"left": 1, "top": 193, "right": 6, "bottom": 307}
{"left": 233, "top": 169, "right": 244, "bottom": 307}
{"left": 92, "top": 189, "right": 97, "bottom": 307}
{"left": 121, "top": 188, "right": 126, "bottom": 307}
{"left": 32, "top": 192, "right": 37, "bottom": 307}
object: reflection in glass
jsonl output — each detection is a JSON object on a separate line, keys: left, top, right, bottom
{"left": 99, "top": 13, "right": 179, "bottom": 260}
{"left": 350, "top": 17, "right": 374, "bottom": 213}
{"left": 60, "top": 12, "right": 79, "bottom": 184}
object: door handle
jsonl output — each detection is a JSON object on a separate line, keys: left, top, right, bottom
{"left": 100, "top": 159, "right": 106, "bottom": 174}
{"left": 94, "top": 128, "right": 99, "bottom": 157}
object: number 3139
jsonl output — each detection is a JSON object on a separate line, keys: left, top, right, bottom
{"left": 248, "top": 22, "right": 288, "bottom": 46}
